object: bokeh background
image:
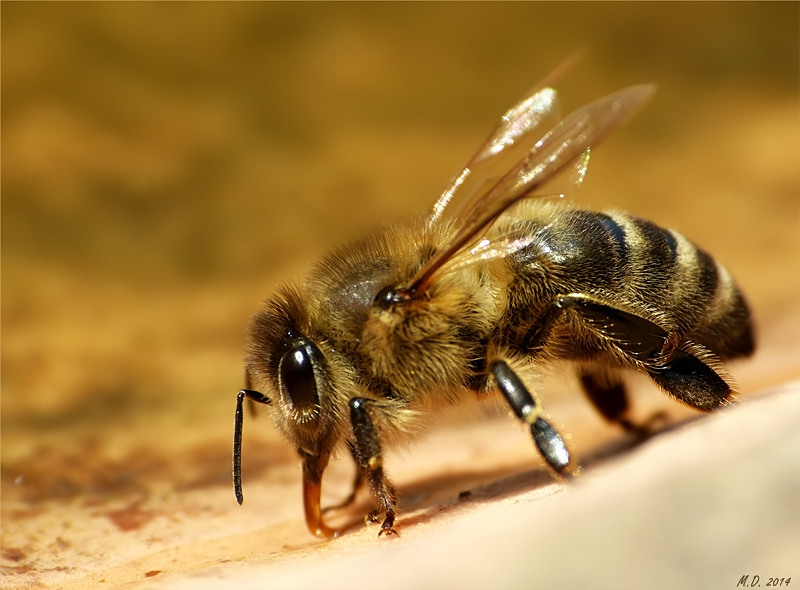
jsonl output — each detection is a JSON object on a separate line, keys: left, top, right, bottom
{"left": 2, "top": 3, "right": 798, "bottom": 589}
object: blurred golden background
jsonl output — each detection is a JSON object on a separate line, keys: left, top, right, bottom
{"left": 2, "top": 3, "right": 798, "bottom": 588}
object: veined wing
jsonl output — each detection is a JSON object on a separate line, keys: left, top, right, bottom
{"left": 408, "top": 84, "right": 655, "bottom": 297}
{"left": 426, "top": 85, "right": 561, "bottom": 228}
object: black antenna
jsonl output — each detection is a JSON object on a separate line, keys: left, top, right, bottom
{"left": 233, "top": 389, "right": 271, "bottom": 505}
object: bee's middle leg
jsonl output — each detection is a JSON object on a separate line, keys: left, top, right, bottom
{"left": 348, "top": 398, "right": 398, "bottom": 536}
{"left": 489, "top": 359, "right": 571, "bottom": 473}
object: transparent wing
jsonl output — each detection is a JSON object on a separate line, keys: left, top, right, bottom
{"left": 426, "top": 84, "right": 562, "bottom": 228}
{"left": 408, "top": 84, "right": 655, "bottom": 296}
{"left": 427, "top": 55, "right": 585, "bottom": 227}
{"left": 444, "top": 229, "right": 544, "bottom": 273}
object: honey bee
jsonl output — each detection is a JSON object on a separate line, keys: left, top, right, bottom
{"left": 232, "top": 77, "right": 754, "bottom": 539}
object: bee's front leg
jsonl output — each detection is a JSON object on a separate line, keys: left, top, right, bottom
{"left": 349, "top": 398, "right": 399, "bottom": 537}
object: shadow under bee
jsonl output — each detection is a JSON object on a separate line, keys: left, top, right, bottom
{"left": 321, "top": 415, "right": 692, "bottom": 536}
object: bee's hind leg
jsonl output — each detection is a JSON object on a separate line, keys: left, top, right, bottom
{"left": 490, "top": 359, "right": 571, "bottom": 474}
{"left": 557, "top": 295, "right": 734, "bottom": 411}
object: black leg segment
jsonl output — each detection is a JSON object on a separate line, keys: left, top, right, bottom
{"left": 490, "top": 360, "right": 570, "bottom": 473}
{"left": 558, "top": 295, "right": 672, "bottom": 363}
{"left": 349, "top": 398, "right": 398, "bottom": 536}
{"left": 648, "top": 349, "right": 732, "bottom": 411}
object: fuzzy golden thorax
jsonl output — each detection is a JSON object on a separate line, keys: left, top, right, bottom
{"left": 359, "top": 269, "right": 497, "bottom": 404}
{"left": 304, "top": 218, "right": 501, "bottom": 405}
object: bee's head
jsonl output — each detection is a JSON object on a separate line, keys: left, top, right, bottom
{"left": 236, "top": 283, "right": 346, "bottom": 537}
{"left": 244, "top": 284, "right": 342, "bottom": 455}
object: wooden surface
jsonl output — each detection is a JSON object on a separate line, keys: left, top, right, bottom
{"left": 2, "top": 4, "right": 799, "bottom": 589}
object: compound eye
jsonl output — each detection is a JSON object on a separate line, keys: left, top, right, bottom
{"left": 279, "top": 343, "right": 320, "bottom": 417}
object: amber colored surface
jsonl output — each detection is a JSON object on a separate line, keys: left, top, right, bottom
{"left": 2, "top": 4, "right": 799, "bottom": 589}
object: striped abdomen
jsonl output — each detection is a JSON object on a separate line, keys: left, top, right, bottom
{"left": 505, "top": 209, "right": 754, "bottom": 360}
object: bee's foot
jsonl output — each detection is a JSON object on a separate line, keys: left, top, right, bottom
{"left": 364, "top": 508, "right": 380, "bottom": 525}
{"left": 620, "top": 410, "right": 669, "bottom": 439}
{"left": 365, "top": 509, "right": 399, "bottom": 537}
{"left": 377, "top": 512, "right": 398, "bottom": 537}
